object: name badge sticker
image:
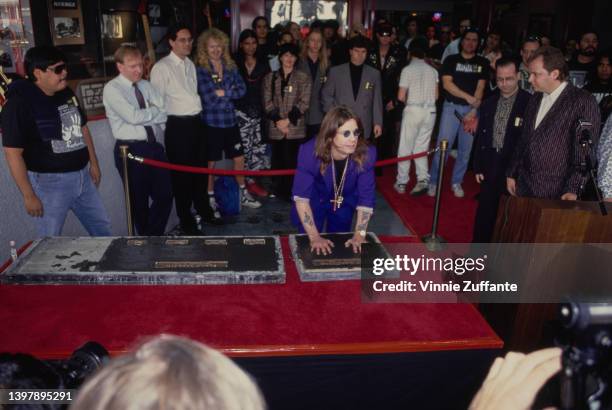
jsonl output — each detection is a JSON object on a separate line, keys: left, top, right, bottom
{"left": 365, "top": 81, "right": 373, "bottom": 90}
{"left": 514, "top": 117, "right": 523, "bottom": 127}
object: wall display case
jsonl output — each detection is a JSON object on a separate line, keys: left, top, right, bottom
{"left": 0, "top": 0, "right": 34, "bottom": 76}
{"left": 48, "top": 0, "right": 85, "bottom": 46}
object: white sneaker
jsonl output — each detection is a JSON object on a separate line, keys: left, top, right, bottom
{"left": 451, "top": 183, "right": 464, "bottom": 198}
{"left": 410, "top": 180, "right": 429, "bottom": 196}
{"left": 393, "top": 182, "right": 406, "bottom": 194}
{"left": 241, "top": 188, "right": 262, "bottom": 209}
{"left": 427, "top": 184, "right": 436, "bottom": 197}
{"left": 209, "top": 197, "right": 222, "bottom": 219}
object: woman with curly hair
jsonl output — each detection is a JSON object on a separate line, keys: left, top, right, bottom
{"left": 196, "top": 28, "right": 261, "bottom": 210}
{"left": 291, "top": 106, "right": 377, "bottom": 255}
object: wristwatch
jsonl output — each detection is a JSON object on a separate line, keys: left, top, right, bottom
{"left": 357, "top": 230, "right": 366, "bottom": 237}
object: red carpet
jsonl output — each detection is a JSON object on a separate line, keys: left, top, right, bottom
{"left": 377, "top": 160, "right": 480, "bottom": 243}
{"left": 0, "top": 237, "right": 500, "bottom": 358}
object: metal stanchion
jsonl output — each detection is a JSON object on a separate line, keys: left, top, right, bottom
{"left": 422, "top": 139, "right": 448, "bottom": 251}
{"left": 119, "top": 145, "right": 134, "bottom": 236}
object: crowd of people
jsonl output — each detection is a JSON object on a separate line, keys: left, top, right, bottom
{"left": 2, "top": 16, "right": 611, "bottom": 247}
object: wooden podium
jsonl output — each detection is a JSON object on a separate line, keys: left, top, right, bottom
{"left": 492, "top": 196, "right": 612, "bottom": 243}
{"left": 482, "top": 196, "right": 612, "bottom": 351}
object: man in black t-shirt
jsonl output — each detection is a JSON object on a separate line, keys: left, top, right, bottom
{"left": 428, "top": 28, "right": 489, "bottom": 198}
{"left": 1, "top": 46, "right": 111, "bottom": 237}
{"left": 568, "top": 31, "right": 599, "bottom": 88}
{"left": 585, "top": 52, "right": 612, "bottom": 103}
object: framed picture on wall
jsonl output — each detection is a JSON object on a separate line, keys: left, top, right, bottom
{"left": 48, "top": 0, "right": 85, "bottom": 45}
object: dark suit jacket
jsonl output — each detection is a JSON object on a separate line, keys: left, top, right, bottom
{"left": 506, "top": 83, "right": 601, "bottom": 198}
{"left": 473, "top": 89, "right": 531, "bottom": 176}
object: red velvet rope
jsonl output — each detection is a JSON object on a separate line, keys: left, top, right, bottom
{"left": 129, "top": 149, "right": 435, "bottom": 176}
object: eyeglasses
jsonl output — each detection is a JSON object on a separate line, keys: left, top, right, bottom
{"left": 46, "top": 63, "right": 67, "bottom": 75}
{"left": 526, "top": 35, "right": 541, "bottom": 42}
{"left": 337, "top": 129, "right": 362, "bottom": 138}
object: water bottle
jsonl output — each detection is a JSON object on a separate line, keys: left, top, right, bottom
{"left": 9, "top": 240, "right": 17, "bottom": 262}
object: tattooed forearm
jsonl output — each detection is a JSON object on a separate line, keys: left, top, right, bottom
{"left": 356, "top": 212, "right": 371, "bottom": 231}
{"left": 302, "top": 211, "right": 314, "bottom": 227}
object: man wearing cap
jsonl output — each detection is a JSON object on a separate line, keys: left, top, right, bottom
{"left": 322, "top": 36, "right": 383, "bottom": 140}
{"left": 367, "top": 22, "right": 407, "bottom": 164}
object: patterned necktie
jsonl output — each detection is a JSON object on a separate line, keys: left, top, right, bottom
{"left": 133, "top": 82, "right": 156, "bottom": 143}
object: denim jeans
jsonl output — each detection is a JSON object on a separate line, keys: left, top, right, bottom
{"left": 28, "top": 167, "right": 112, "bottom": 237}
{"left": 429, "top": 101, "right": 475, "bottom": 186}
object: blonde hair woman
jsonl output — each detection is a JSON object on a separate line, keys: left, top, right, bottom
{"left": 70, "top": 335, "right": 266, "bottom": 410}
{"left": 298, "top": 29, "right": 329, "bottom": 140}
{"left": 196, "top": 28, "right": 261, "bottom": 210}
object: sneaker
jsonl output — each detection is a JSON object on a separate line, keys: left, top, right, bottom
{"left": 410, "top": 180, "right": 429, "bottom": 196}
{"left": 209, "top": 197, "right": 222, "bottom": 219}
{"left": 427, "top": 184, "right": 436, "bottom": 197}
{"left": 241, "top": 188, "right": 262, "bottom": 208}
{"left": 393, "top": 182, "right": 406, "bottom": 194}
{"left": 451, "top": 183, "right": 464, "bottom": 198}
{"left": 246, "top": 181, "right": 269, "bottom": 197}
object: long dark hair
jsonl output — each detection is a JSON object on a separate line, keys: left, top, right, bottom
{"left": 315, "top": 106, "right": 369, "bottom": 174}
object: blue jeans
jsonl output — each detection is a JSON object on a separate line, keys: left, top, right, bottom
{"left": 28, "top": 167, "right": 112, "bottom": 237}
{"left": 429, "top": 101, "right": 474, "bottom": 186}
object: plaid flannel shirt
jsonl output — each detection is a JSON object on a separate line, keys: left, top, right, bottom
{"left": 197, "top": 65, "right": 246, "bottom": 128}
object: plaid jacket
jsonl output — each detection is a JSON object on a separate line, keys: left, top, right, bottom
{"left": 197, "top": 65, "right": 246, "bottom": 128}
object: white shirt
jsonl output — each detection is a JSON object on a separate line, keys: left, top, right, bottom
{"left": 102, "top": 74, "right": 167, "bottom": 141}
{"left": 535, "top": 81, "right": 567, "bottom": 128}
{"left": 399, "top": 58, "right": 439, "bottom": 106}
{"left": 441, "top": 38, "right": 460, "bottom": 63}
{"left": 150, "top": 52, "right": 202, "bottom": 116}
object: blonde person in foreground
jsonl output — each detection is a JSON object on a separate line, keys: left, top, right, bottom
{"left": 70, "top": 334, "right": 265, "bottom": 410}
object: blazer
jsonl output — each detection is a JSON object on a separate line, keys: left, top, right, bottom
{"left": 321, "top": 63, "right": 383, "bottom": 139}
{"left": 473, "top": 89, "right": 531, "bottom": 175}
{"left": 296, "top": 58, "right": 327, "bottom": 126}
{"left": 263, "top": 68, "right": 312, "bottom": 140}
{"left": 506, "top": 83, "right": 601, "bottom": 198}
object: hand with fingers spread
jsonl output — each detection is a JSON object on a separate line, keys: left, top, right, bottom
{"left": 309, "top": 234, "right": 334, "bottom": 256}
{"left": 469, "top": 348, "right": 562, "bottom": 410}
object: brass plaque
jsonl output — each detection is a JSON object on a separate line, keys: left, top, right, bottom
{"left": 127, "top": 239, "right": 147, "bottom": 246}
{"left": 313, "top": 259, "right": 360, "bottom": 267}
{"left": 154, "top": 261, "right": 229, "bottom": 269}
{"left": 244, "top": 238, "right": 266, "bottom": 245}
{"left": 204, "top": 239, "right": 228, "bottom": 245}
{"left": 165, "top": 239, "right": 189, "bottom": 246}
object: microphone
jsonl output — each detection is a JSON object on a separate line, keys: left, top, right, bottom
{"left": 576, "top": 119, "right": 593, "bottom": 146}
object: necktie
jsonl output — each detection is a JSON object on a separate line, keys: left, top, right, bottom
{"left": 133, "top": 82, "right": 156, "bottom": 143}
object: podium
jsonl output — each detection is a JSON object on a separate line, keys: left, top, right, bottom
{"left": 492, "top": 196, "right": 612, "bottom": 243}
{"left": 483, "top": 196, "right": 612, "bottom": 351}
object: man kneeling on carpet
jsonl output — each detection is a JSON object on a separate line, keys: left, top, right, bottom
{"left": 70, "top": 334, "right": 265, "bottom": 410}
{"left": 291, "top": 106, "right": 376, "bottom": 255}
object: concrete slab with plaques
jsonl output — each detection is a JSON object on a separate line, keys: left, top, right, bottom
{"left": 2, "top": 236, "right": 285, "bottom": 285}
{"left": 289, "top": 232, "right": 394, "bottom": 282}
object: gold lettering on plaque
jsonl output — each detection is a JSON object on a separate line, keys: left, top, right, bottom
{"left": 244, "top": 238, "right": 266, "bottom": 245}
{"left": 154, "top": 261, "right": 229, "bottom": 269}
{"left": 313, "top": 259, "right": 360, "bottom": 266}
{"left": 127, "top": 239, "right": 147, "bottom": 246}
{"left": 204, "top": 239, "right": 227, "bottom": 245}
{"left": 165, "top": 239, "right": 189, "bottom": 246}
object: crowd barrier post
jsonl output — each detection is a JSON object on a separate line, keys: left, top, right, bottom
{"left": 422, "top": 139, "right": 448, "bottom": 251}
{"left": 119, "top": 145, "right": 134, "bottom": 236}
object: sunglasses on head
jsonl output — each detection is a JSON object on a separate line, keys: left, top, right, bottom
{"left": 526, "top": 35, "right": 541, "bottom": 42}
{"left": 338, "top": 128, "right": 362, "bottom": 138}
{"left": 46, "top": 63, "right": 67, "bottom": 75}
